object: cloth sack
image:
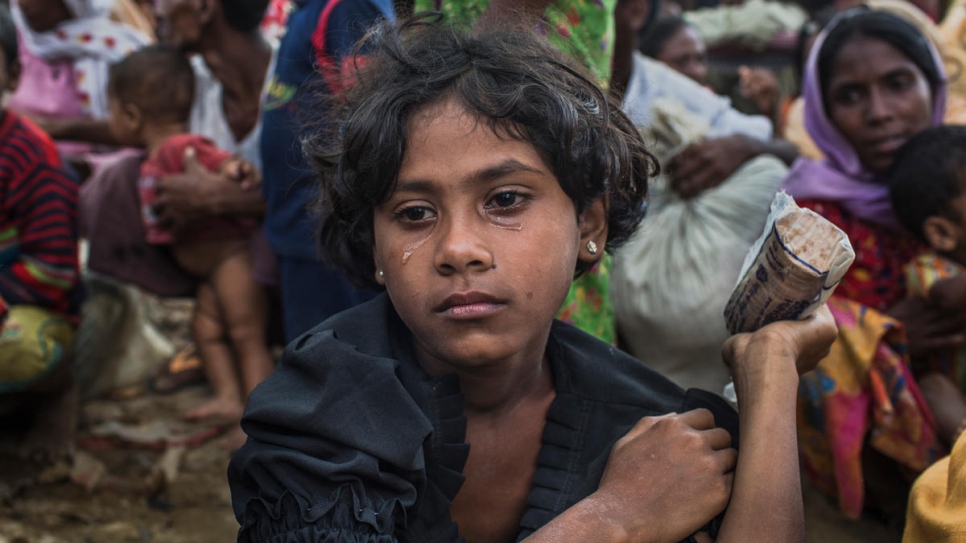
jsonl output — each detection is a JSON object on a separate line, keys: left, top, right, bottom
{"left": 612, "top": 99, "right": 786, "bottom": 392}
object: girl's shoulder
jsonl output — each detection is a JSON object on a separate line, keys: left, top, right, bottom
{"left": 548, "top": 320, "right": 687, "bottom": 413}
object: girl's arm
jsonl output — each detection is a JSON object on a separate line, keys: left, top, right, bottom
{"left": 525, "top": 306, "right": 835, "bottom": 543}
{"left": 527, "top": 409, "right": 739, "bottom": 543}
{"left": 714, "top": 306, "right": 836, "bottom": 543}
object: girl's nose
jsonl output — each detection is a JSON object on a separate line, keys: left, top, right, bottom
{"left": 433, "top": 214, "right": 494, "bottom": 276}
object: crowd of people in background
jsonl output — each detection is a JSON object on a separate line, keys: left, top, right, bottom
{"left": 2, "top": 0, "right": 966, "bottom": 540}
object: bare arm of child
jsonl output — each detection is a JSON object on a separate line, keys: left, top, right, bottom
{"left": 713, "top": 304, "right": 836, "bottom": 543}
{"left": 525, "top": 305, "right": 835, "bottom": 543}
{"left": 927, "top": 274, "right": 966, "bottom": 313}
{"left": 32, "top": 117, "right": 119, "bottom": 146}
{"left": 153, "top": 147, "right": 265, "bottom": 234}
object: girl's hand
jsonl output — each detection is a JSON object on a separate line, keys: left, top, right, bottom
{"left": 723, "top": 305, "right": 837, "bottom": 399}
{"left": 592, "top": 409, "right": 737, "bottom": 543}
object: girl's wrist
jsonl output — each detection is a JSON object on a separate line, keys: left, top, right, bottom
{"left": 730, "top": 342, "right": 800, "bottom": 405}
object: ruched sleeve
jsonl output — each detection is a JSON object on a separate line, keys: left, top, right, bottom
{"left": 228, "top": 327, "right": 437, "bottom": 542}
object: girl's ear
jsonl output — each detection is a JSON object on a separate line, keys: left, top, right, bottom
{"left": 372, "top": 247, "right": 386, "bottom": 286}
{"left": 923, "top": 215, "right": 960, "bottom": 253}
{"left": 578, "top": 198, "right": 608, "bottom": 263}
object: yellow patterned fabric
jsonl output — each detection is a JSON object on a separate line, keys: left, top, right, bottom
{"left": 903, "top": 431, "right": 966, "bottom": 543}
{"left": 798, "top": 296, "right": 943, "bottom": 519}
{"left": 0, "top": 305, "right": 75, "bottom": 392}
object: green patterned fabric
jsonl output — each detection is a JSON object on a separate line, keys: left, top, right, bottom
{"left": 414, "top": 0, "right": 616, "bottom": 83}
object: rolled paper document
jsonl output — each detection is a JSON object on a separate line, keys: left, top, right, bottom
{"left": 724, "top": 191, "right": 855, "bottom": 333}
{"left": 722, "top": 191, "right": 855, "bottom": 402}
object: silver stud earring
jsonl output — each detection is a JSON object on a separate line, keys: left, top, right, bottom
{"left": 587, "top": 240, "right": 598, "bottom": 255}
{"left": 378, "top": 270, "right": 385, "bottom": 278}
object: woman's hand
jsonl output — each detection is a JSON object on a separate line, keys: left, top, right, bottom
{"left": 738, "top": 66, "right": 779, "bottom": 119}
{"left": 590, "top": 409, "right": 737, "bottom": 543}
{"left": 153, "top": 147, "right": 265, "bottom": 233}
{"left": 889, "top": 297, "right": 966, "bottom": 361}
{"left": 668, "top": 136, "right": 761, "bottom": 199}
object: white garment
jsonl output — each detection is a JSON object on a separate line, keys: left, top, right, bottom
{"left": 188, "top": 47, "right": 279, "bottom": 168}
{"left": 622, "top": 52, "right": 772, "bottom": 141}
{"left": 614, "top": 51, "right": 783, "bottom": 393}
{"left": 11, "top": 0, "right": 151, "bottom": 119}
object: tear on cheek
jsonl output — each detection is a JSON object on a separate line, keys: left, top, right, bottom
{"left": 480, "top": 208, "right": 524, "bottom": 231}
{"left": 401, "top": 230, "right": 433, "bottom": 264}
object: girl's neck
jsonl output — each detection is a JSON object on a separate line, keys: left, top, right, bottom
{"left": 143, "top": 121, "right": 190, "bottom": 156}
{"left": 415, "top": 334, "right": 556, "bottom": 416}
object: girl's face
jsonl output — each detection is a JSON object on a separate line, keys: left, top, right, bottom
{"left": 657, "top": 25, "right": 708, "bottom": 86}
{"left": 372, "top": 99, "right": 605, "bottom": 375}
{"left": 826, "top": 35, "right": 933, "bottom": 174}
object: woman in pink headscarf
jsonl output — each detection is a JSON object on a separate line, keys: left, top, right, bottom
{"left": 782, "top": 7, "right": 955, "bottom": 522}
{"left": 7, "top": 0, "right": 151, "bottom": 160}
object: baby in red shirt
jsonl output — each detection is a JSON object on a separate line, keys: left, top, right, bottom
{"left": 107, "top": 45, "right": 273, "bottom": 426}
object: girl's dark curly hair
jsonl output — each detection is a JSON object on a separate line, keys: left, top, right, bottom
{"left": 306, "top": 14, "right": 657, "bottom": 289}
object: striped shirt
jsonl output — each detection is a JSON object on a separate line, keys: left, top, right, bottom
{"left": 0, "top": 111, "right": 79, "bottom": 316}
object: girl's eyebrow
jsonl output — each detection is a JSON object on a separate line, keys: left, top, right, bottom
{"left": 395, "top": 158, "right": 546, "bottom": 194}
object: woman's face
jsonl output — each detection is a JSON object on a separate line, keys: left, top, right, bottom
{"left": 826, "top": 35, "right": 933, "bottom": 174}
{"left": 656, "top": 25, "right": 708, "bottom": 86}
{"left": 16, "top": 0, "right": 72, "bottom": 32}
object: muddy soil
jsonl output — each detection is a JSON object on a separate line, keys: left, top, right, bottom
{"left": 0, "top": 386, "right": 239, "bottom": 543}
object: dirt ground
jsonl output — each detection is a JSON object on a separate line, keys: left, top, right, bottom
{"left": 0, "top": 289, "right": 906, "bottom": 543}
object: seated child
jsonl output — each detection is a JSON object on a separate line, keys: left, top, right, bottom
{"left": 0, "top": 3, "right": 81, "bottom": 463}
{"left": 106, "top": 45, "right": 274, "bottom": 426}
{"left": 890, "top": 124, "right": 966, "bottom": 448}
{"left": 228, "top": 17, "right": 837, "bottom": 542}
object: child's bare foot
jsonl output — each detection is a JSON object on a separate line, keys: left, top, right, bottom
{"left": 18, "top": 383, "right": 78, "bottom": 464}
{"left": 183, "top": 396, "right": 244, "bottom": 422}
{"left": 919, "top": 372, "right": 966, "bottom": 446}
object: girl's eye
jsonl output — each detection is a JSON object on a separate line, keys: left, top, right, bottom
{"left": 398, "top": 206, "right": 435, "bottom": 222}
{"left": 489, "top": 191, "right": 521, "bottom": 208}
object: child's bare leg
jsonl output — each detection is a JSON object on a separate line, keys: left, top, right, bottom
{"left": 211, "top": 250, "right": 274, "bottom": 399}
{"left": 919, "top": 372, "right": 966, "bottom": 446}
{"left": 183, "top": 282, "right": 244, "bottom": 421}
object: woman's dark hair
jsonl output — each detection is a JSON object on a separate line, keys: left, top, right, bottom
{"left": 222, "top": 0, "right": 271, "bottom": 33}
{"left": 638, "top": 15, "right": 690, "bottom": 59}
{"left": 817, "top": 8, "right": 943, "bottom": 107}
{"left": 306, "top": 15, "right": 657, "bottom": 289}
{"left": 889, "top": 125, "right": 966, "bottom": 242}
{"left": 0, "top": 3, "right": 17, "bottom": 70}
{"left": 795, "top": 7, "right": 836, "bottom": 86}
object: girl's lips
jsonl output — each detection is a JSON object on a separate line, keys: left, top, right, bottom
{"left": 435, "top": 292, "right": 506, "bottom": 319}
{"left": 441, "top": 301, "right": 506, "bottom": 319}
